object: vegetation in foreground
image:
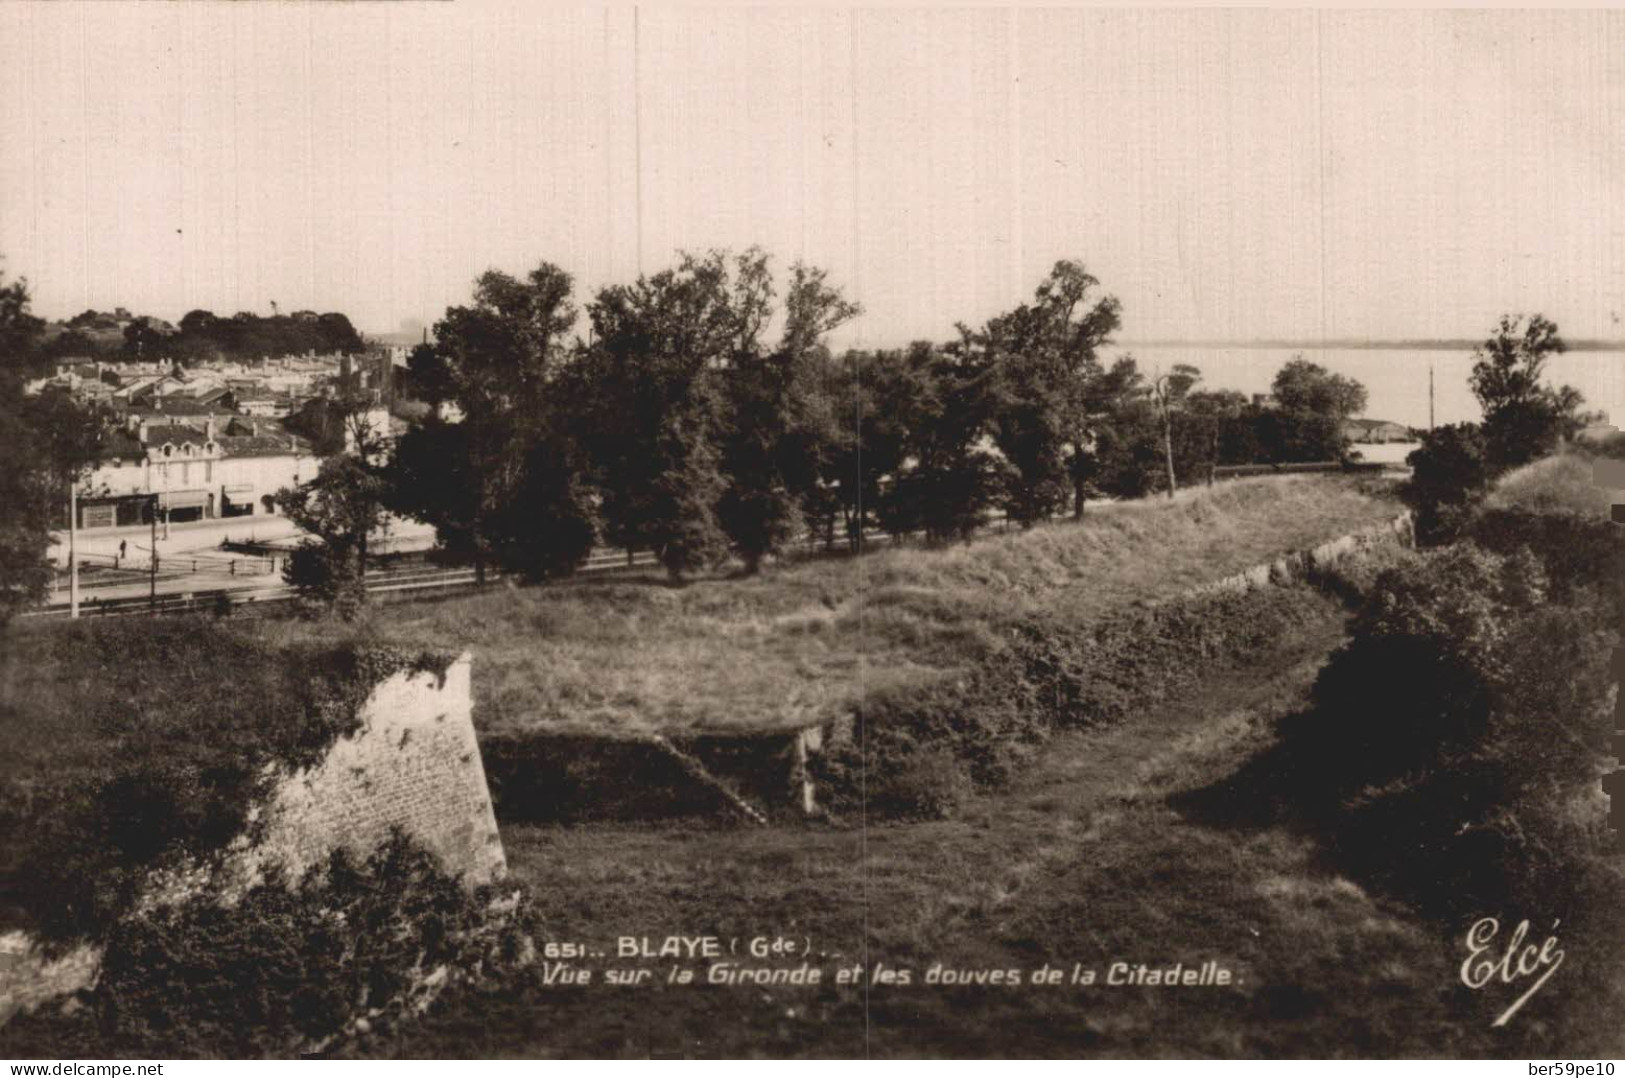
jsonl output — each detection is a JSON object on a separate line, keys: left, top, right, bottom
{"left": 3, "top": 444, "right": 1619, "bottom": 1058}
{"left": 376, "top": 454, "right": 1622, "bottom": 1058}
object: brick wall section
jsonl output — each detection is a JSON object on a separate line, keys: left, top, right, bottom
{"left": 242, "top": 651, "right": 506, "bottom": 889}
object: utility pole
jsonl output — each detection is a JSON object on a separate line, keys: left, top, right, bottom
{"left": 68, "top": 483, "right": 79, "bottom": 619}
{"left": 1429, "top": 364, "right": 1435, "bottom": 432}
{"left": 150, "top": 494, "right": 159, "bottom": 612}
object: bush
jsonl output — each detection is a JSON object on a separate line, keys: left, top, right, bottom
{"left": 1403, "top": 423, "right": 1493, "bottom": 544}
{"left": 869, "top": 745, "right": 977, "bottom": 820}
{"left": 7, "top": 833, "right": 536, "bottom": 1059}
{"left": 812, "top": 582, "right": 1340, "bottom": 819}
{"left": 1283, "top": 535, "right": 1616, "bottom": 916}
{"left": 7, "top": 624, "right": 453, "bottom": 944}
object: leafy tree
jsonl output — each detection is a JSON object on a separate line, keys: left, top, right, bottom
{"left": 404, "top": 341, "right": 453, "bottom": 412}
{"left": 0, "top": 267, "right": 47, "bottom": 375}
{"left": 0, "top": 272, "right": 108, "bottom": 623}
{"left": 386, "top": 418, "right": 480, "bottom": 561}
{"left": 42, "top": 329, "right": 98, "bottom": 363}
{"left": 1404, "top": 422, "right": 1493, "bottom": 544}
{"left": 1271, "top": 356, "right": 1367, "bottom": 418}
{"left": 977, "top": 261, "right": 1122, "bottom": 524}
{"left": 820, "top": 348, "right": 910, "bottom": 551}
{"left": 1075, "top": 355, "right": 1150, "bottom": 503}
{"left": 1469, "top": 314, "right": 1592, "bottom": 470}
{"left": 716, "top": 256, "right": 861, "bottom": 572}
{"left": 390, "top": 262, "right": 595, "bottom": 583}
{"left": 274, "top": 454, "right": 389, "bottom": 618}
{"left": 873, "top": 342, "right": 1004, "bottom": 545}
{"left": 121, "top": 317, "right": 174, "bottom": 360}
{"left": 1247, "top": 356, "right": 1369, "bottom": 463}
{"left": 578, "top": 251, "right": 748, "bottom": 580}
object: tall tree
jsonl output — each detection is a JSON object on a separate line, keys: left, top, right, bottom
{"left": 979, "top": 261, "right": 1122, "bottom": 524}
{"left": 274, "top": 454, "right": 390, "bottom": 618}
{"left": 578, "top": 251, "right": 748, "bottom": 581}
{"left": 0, "top": 269, "right": 106, "bottom": 622}
{"left": 1271, "top": 356, "right": 1368, "bottom": 419}
{"left": 873, "top": 341, "right": 1004, "bottom": 545}
{"left": 0, "top": 267, "right": 46, "bottom": 376}
{"left": 1468, "top": 314, "right": 1588, "bottom": 471}
{"left": 389, "top": 262, "right": 595, "bottom": 583}
{"left": 717, "top": 257, "right": 861, "bottom": 573}
{"left": 1150, "top": 365, "right": 1202, "bottom": 498}
{"left": 1263, "top": 356, "right": 1367, "bottom": 463}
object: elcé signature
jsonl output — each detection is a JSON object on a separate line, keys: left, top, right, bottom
{"left": 1459, "top": 916, "right": 1565, "bottom": 1028}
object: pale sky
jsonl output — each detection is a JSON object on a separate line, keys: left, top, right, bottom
{"left": 2, "top": 4, "right": 1622, "bottom": 354}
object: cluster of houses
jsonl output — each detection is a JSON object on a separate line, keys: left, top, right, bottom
{"left": 32, "top": 351, "right": 405, "bottom": 532}
{"left": 27, "top": 351, "right": 371, "bottom": 418}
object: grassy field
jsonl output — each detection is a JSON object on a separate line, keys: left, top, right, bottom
{"left": 310, "top": 474, "right": 1398, "bottom": 738}
{"left": 1485, "top": 452, "right": 1611, "bottom": 516}
{"left": 6, "top": 465, "right": 1621, "bottom": 1057}
{"left": 2, "top": 474, "right": 1400, "bottom": 756}
{"left": 313, "top": 582, "right": 1619, "bottom": 1059}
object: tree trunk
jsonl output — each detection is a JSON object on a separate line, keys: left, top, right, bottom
{"left": 1073, "top": 473, "right": 1086, "bottom": 519}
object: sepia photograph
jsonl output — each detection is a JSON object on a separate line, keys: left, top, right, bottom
{"left": 0, "top": 0, "right": 1622, "bottom": 1062}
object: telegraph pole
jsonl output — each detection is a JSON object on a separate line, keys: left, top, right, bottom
{"left": 68, "top": 483, "right": 79, "bottom": 619}
{"left": 1429, "top": 364, "right": 1435, "bottom": 432}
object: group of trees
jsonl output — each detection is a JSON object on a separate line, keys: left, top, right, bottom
{"left": 383, "top": 251, "right": 862, "bottom": 585}
{"left": 41, "top": 307, "right": 365, "bottom": 365}
{"left": 284, "top": 252, "right": 1369, "bottom": 605}
{"left": 0, "top": 250, "right": 1381, "bottom": 622}
{"left": 1, "top": 270, "right": 107, "bottom": 622}
{"left": 1406, "top": 314, "right": 1601, "bottom": 541}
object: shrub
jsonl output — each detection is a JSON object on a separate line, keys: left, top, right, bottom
{"left": 1284, "top": 534, "right": 1616, "bottom": 916}
{"left": 868, "top": 745, "right": 977, "bottom": 820}
{"left": 7, "top": 623, "right": 453, "bottom": 944}
{"left": 8, "top": 833, "right": 536, "bottom": 1059}
{"left": 1403, "top": 423, "right": 1493, "bottom": 544}
{"left": 1306, "top": 544, "right": 1545, "bottom": 786}
{"left": 812, "top": 581, "right": 1340, "bottom": 819}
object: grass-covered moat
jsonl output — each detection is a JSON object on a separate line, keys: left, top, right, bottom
{"left": 2, "top": 468, "right": 1620, "bottom": 1057}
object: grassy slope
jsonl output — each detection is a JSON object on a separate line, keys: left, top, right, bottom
{"left": 345, "top": 475, "right": 1398, "bottom": 737}
{"left": 358, "top": 583, "right": 1618, "bottom": 1059}
{"left": 1, "top": 476, "right": 1396, "bottom": 756}
{"left": 1485, "top": 452, "right": 1611, "bottom": 516}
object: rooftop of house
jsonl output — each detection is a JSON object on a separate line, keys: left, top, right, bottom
{"left": 91, "top": 417, "right": 313, "bottom": 464}
{"left": 142, "top": 423, "right": 212, "bottom": 450}
{"left": 123, "top": 397, "right": 233, "bottom": 418}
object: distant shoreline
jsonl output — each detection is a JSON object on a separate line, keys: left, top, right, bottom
{"left": 1117, "top": 339, "right": 1625, "bottom": 352}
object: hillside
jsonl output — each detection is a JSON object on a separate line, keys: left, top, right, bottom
{"left": 329, "top": 474, "right": 1400, "bottom": 737}
{"left": 1484, "top": 452, "right": 1612, "bottom": 517}
{"left": 0, "top": 475, "right": 1400, "bottom": 754}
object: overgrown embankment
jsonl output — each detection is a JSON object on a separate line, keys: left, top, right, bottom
{"left": 0, "top": 624, "right": 454, "bottom": 942}
{"left": 395, "top": 475, "right": 1401, "bottom": 821}
{"left": 1177, "top": 452, "right": 1624, "bottom": 1051}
